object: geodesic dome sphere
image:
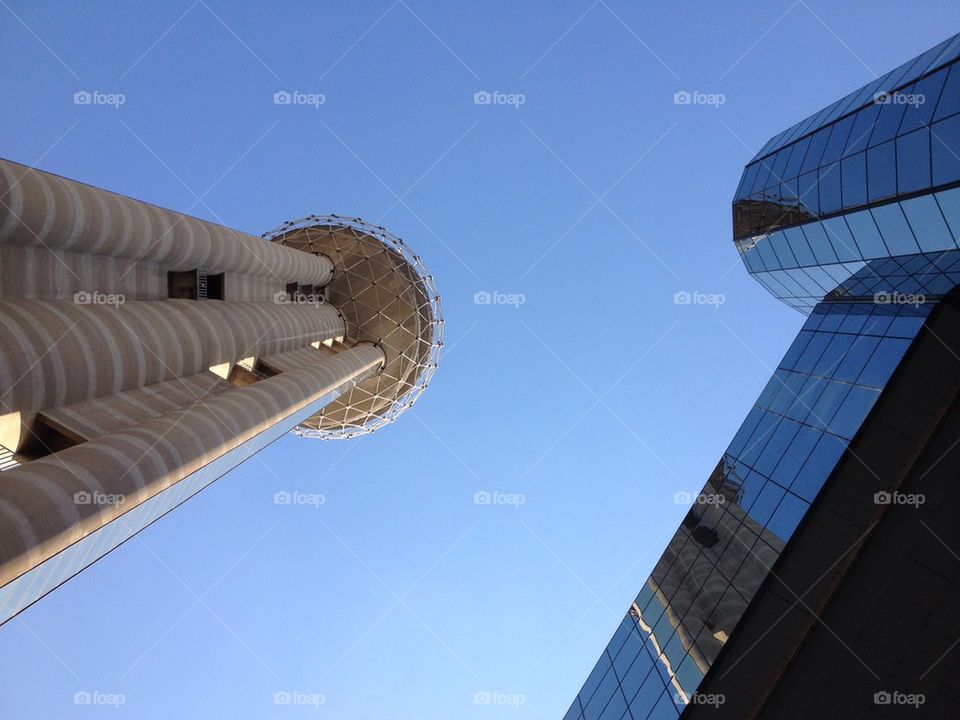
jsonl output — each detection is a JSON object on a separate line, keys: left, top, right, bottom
{"left": 262, "top": 215, "right": 442, "bottom": 439}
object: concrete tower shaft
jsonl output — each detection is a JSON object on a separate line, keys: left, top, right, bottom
{"left": 0, "top": 159, "right": 439, "bottom": 624}
{"left": 0, "top": 159, "right": 333, "bottom": 286}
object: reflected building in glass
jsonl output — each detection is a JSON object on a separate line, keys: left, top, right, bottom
{"left": 565, "top": 34, "right": 960, "bottom": 720}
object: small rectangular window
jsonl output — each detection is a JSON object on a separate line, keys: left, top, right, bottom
{"left": 899, "top": 67, "right": 947, "bottom": 133}
{"left": 206, "top": 273, "right": 225, "bottom": 301}
{"left": 736, "top": 162, "right": 760, "bottom": 200}
{"left": 800, "top": 222, "right": 839, "bottom": 265}
{"left": 868, "top": 87, "right": 911, "bottom": 147}
{"left": 769, "top": 147, "right": 792, "bottom": 181}
{"left": 843, "top": 105, "right": 881, "bottom": 157}
{"left": 897, "top": 127, "right": 931, "bottom": 194}
{"left": 766, "top": 493, "right": 809, "bottom": 543}
{"left": 934, "top": 63, "right": 960, "bottom": 122}
{"left": 818, "top": 163, "right": 842, "bottom": 215}
{"left": 841, "top": 152, "right": 867, "bottom": 208}
{"left": 798, "top": 171, "right": 820, "bottom": 215}
{"left": 790, "top": 434, "right": 845, "bottom": 501}
{"left": 932, "top": 115, "right": 960, "bottom": 186}
{"left": 845, "top": 209, "right": 887, "bottom": 258}
{"left": 822, "top": 216, "right": 859, "bottom": 261}
{"left": 783, "top": 136, "right": 811, "bottom": 179}
{"left": 820, "top": 115, "right": 855, "bottom": 165}
{"left": 871, "top": 202, "right": 920, "bottom": 255}
{"left": 867, "top": 141, "right": 897, "bottom": 202}
{"left": 168, "top": 270, "right": 198, "bottom": 300}
{"left": 900, "top": 195, "right": 954, "bottom": 252}
{"left": 800, "top": 128, "right": 830, "bottom": 174}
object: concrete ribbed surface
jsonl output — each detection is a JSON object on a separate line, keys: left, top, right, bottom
{"left": 0, "top": 343, "right": 384, "bottom": 588}
{"left": 0, "top": 298, "right": 345, "bottom": 417}
{"left": 0, "top": 159, "right": 333, "bottom": 285}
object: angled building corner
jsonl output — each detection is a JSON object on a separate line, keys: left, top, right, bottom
{"left": 564, "top": 33, "right": 960, "bottom": 720}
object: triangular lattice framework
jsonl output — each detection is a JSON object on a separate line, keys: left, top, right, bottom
{"left": 262, "top": 215, "right": 443, "bottom": 439}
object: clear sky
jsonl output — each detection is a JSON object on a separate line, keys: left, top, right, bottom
{"left": 1, "top": 2, "right": 958, "bottom": 718}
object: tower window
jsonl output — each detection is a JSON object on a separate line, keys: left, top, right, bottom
{"left": 206, "top": 273, "right": 225, "bottom": 300}
{"left": 168, "top": 270, "right": 198, "bottom": 299}
{"left": 167, "top": 270, "right": 224, "bottom": 300}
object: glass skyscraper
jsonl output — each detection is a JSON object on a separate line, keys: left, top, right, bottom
{"left": 564, "top": 33, "right": 960, "bottom": 720}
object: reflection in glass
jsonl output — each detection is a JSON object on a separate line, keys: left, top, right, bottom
{"left": 733, "top": 51, "right": 960, "bottom": 243}
{"left": 567, "top": 36, "right": 960, "bottom": 720}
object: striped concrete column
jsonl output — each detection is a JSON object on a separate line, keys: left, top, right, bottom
{"left": 0, "top": 158, "right": 333, "bottom": 285}
{"left": 0, "top": 343, "right": 384, "bottom": 589}
{"left": 0, "top": 298, "right": 346, "bottom": 421}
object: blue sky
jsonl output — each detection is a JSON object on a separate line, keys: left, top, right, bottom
{"left": 1, "top": 1, "right": 959, "bottom": 718}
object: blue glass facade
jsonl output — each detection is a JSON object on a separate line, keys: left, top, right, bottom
{"left": 732, "top": 32, "right": 960, "bottom": 311}
{"left": 564, "top": 35, "right": 960, "bottom": 720}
